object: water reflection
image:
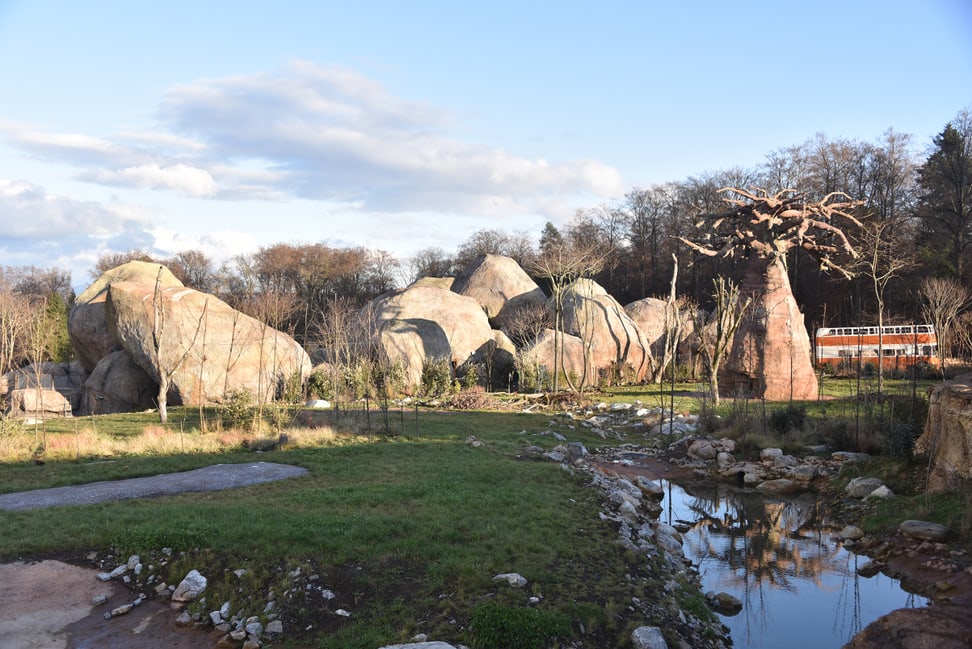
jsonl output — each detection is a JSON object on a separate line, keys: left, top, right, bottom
{"left": 656, "top": 478, "right": 928, "bottom": 649}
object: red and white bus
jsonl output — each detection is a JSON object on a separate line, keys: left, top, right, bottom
{"left": 814, "top": 324, "right": 938, "bottom": 371}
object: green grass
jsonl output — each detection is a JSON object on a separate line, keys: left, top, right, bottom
{"left": 0, "top": 407, "right": 649, "bottom": 648}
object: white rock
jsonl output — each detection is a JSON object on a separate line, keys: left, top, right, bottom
{"left": 493, "top": 572, "right": 528, "bottom": 588}
{"left": 631, "top": 624, "right": 669, "bottom": 648}
{"left": 172, "top": 569, "right": 207, "bottom": 602}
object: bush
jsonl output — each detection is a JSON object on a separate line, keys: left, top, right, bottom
{"left": 421, "top": 357, "right": 453, "bottom": 398}
{"left": 220, "top": 388, "right": 255, "bottom": 430}
{"left": 470, "top": 601, "right": 571, "bottom": 649}
{"left": 306, "top": 368, "right": 332, "bottom": 400}
{"left": 769, "top": 404, "right": 806, "bottom": 436}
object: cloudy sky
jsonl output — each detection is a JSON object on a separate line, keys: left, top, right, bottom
{"left": 0, "top": 1, "right": 970, "bottom": 289}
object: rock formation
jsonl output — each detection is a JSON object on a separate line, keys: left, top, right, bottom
{"left": 367, "top": 284, "right": 500, "bottom": 388}
{"left": 84, "top": 350, "right": 158, "bottom": 414}
{"left": 105, "top": 280, "right": 310, "bottom": 406}
{"left": 519, "top": 328, "right": 595, "bottom": 389}
{"left": 450, "top": 254, "right": 546, "bottom": 328}
{"left": 916, "top": 375, "right": 972, "bottom": 492}
{"left": 67, "top": 262, "right": 311, "bottom": 412}
{"left": 1, "top": 361, "right": 87, "bottom": 417}
{"left": 721, "top": 257, "right": 818, "bottom": 401}
{"left": 557, "top": 278, "right": 652, "bottom": 382}
{"left": 69, "top": 261, "right": 184, "bottom": 372}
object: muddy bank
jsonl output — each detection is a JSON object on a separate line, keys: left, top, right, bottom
{"left": 0, "top": 559, "right": 212, "bottom": 649}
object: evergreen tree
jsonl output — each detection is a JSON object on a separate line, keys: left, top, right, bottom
{"left": 915, "top": 110, "right": 972, "bottom": 280}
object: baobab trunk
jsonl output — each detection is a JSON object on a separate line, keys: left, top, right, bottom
{"left": 719, "top": 257, "right": 818, "bottom": 401}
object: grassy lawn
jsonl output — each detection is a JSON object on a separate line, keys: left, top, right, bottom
{"left": 0, "top": 376, "right": 966, "bottom": 647}
{"left": 0, "top": 406, "right": 669, "bottom": 648}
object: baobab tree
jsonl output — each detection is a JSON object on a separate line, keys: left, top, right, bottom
{"left": 682, "top": 188, "right": 861, "bottom": 401}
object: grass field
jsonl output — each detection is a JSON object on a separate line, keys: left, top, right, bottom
{"left": 0, "top": 377, "right": 967, "bottom": 647}
{"left": 0, "top": 405, "right": 682, "bottom": 648}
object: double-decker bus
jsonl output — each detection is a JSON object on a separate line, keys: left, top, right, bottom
{"left": 814, "top": 324, "right": 937, "bottom": 371}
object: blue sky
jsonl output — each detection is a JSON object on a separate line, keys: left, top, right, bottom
{"left": 0, "top": 0, "right": 970, "bottom": 289}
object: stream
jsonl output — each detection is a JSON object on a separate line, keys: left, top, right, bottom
{"left": 655, "top": 475, "right": 929, "bottom": 648}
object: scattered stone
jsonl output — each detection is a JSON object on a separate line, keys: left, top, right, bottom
{"left": 755, "top": 478, "right": 800, "bottom": 494}
{"left": 266, "top": 619, "right": 283, "bottom": 635}
{"left": 857, "top": 561, "right": 883, "bottom": 578}
{"left": 760, "top": 447, "right": 784, "bottom": 461}
{"left": 171, "top": 569, "right": 207, "bottom": 602}
{"left": 832, "top": 451, "right": 870, "bottom": 464}
{"left": 899, "top": 520, "right": 950, "bottom": 542}
{"left": 91, "top": 593, "right": 108, "bottom": 606}
{"left": 631, "top": 625, "right": 668, "bottom": 649}
{"left": 839, "top": 525, "right": 866, "bottom": 541}
{"left": 846, "top": 477, "right": 885, "bottom": 498}
{"left": 865, "top": 485, "right": 894, "bottom": 500}
{"left": 706, "top": 591, "right": 743, "bottom": 615}
{"left": 493, "top": 572, "right": 528, "bottom": 588}
{"left": 105, "top": 603, "right": 134, "bottom": 619}
{"left": 244, "top": 616, "right": 263, "bottom": 636}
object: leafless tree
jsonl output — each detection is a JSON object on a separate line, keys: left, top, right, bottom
{"left": 681, "top": 187, "right": 861, "bottom": 400}
{"left": 855, "top": 215, "right": 914, "bottom": 392}
{"left": 692, "top": 277, "right": 751, "bottom": 404}
{"left": 151, "top": 266, "right": 208, "bottom": 424}
{"left": 528, "top": 238, "right": 606, "bottom": 392}
{"left": 919, "top": 276, "right": 971, "bottom": 375}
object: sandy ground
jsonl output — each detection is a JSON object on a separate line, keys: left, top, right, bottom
{"left": 0, "top": 559, "right": 214, "bottom": 649}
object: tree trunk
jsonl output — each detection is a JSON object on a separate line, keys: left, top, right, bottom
{"left": 720, "top": 256, "right": 819, "bottom": 401}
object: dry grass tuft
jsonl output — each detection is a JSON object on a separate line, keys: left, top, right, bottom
{"left": 0, "top": 417, "right": 369, "bottom": 463}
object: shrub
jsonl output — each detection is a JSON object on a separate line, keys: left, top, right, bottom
{"left": 306, "top": 368, "right": 332, "bottom": 400}
{"left": 470, "top": 601, "right": 571, "bottom": 649}
{"left": 769, "top": 404, "right": 806, "bottom": 436}
{"left": 220, "top": 388, "right": 255, "bottom": 430}
{"left": 421, "top": 357, "right": 453, "bottom": 398}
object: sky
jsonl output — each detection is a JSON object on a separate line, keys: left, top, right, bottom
{"left": 0, "top": 1, "right": 970, "bottom": 291}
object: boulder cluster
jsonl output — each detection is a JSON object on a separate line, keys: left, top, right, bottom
{"left": 2, "top": 260, "right": 312, "bottom": 418}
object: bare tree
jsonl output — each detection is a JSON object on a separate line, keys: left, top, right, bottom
{"left": 692, "top": 277, "right": 752, "bottom": 405}
{"left": 681, "top": 187, "right": 861, "bottom": 400}
{"left": 528, "top": 239, "right": 606, "bottom": 392}
{"left": 855, "top": 216, "right": 914, "bottom": 392}
{"left": 919, "top": 276, "right": 971, "bottom": 375}
{"left": 151, "top": 267, "right": 208, "bottom": 424}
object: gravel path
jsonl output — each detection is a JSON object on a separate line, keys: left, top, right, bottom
{"left": 0, "top": 462, "right": 309, "bottom": 511}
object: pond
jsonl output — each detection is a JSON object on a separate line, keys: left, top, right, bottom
{"left": 655, "top": 477, "right": 929, "bottom": 648}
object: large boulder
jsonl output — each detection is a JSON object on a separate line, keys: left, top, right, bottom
{"left": 1, "top": 362, "right": 87, "bottom": 414}
{"left": 451, "top": 254, "right": 546, "bottom": 328}
{"left": 624, "top": 297, "right": 669, "bottom": 355}
{"left": 84, "top": 350, "right": 158, "bottom": 414}
{"left": 6, "top": 388, "right": 72, "bottom": 418}
{"left": 519, "top": 328, "right": 596, "bottom": 390}
{"left": 105, "top": 281, "right": 311, "bottom": 406}
{"left": 367, "top": 285, "right": 496, "bottom": 389}
{"left": 69, "top": 261, "right": 183, "bottom": 372}
{"left": 720, "top": 257, "right": 818, "bottom": 401}
{"left": 557, "top": 279, "right": 652, "bottom": 381}
{"left": 916, "top": 375, "right": 972, "bottom": 492}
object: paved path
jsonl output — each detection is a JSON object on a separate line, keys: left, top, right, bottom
{"left": 0, "top": 462, "right": 309, "bottom": 511}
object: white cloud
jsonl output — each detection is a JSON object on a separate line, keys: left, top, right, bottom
{"left": 82, "top": 164, "right": 217, "bottom": 197}
{"left": 0, "top": 178, "right": 152, "bottom": 238}
{"left": 2, "top": 61, "right": 624, "bottom": 213}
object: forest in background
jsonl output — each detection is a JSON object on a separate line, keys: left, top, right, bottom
{"left": 3, "top": 106, "right": 972, "bottom": 374}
